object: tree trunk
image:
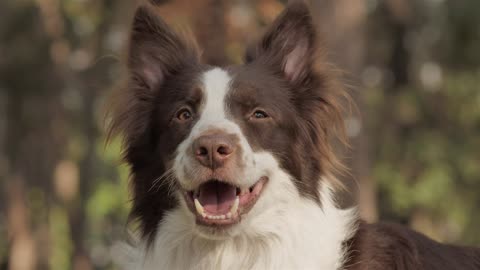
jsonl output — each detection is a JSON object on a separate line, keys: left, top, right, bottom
{"left": 6, "top": 180, "right": 36, "bottom": 270}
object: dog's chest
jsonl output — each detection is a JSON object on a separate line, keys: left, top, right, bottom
{"left": 137, "top": 195, "right": 356, "bottom": 270}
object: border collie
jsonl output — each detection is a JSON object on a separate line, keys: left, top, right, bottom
{"left": 109, "top": 2, "right": 480, "bottom": 269}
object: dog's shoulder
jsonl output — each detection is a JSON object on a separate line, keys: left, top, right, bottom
{"left": 343, "top": 222, "right": 480, "bottom": 270}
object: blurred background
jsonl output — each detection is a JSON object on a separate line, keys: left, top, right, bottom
{"left": 1, "top": 0, "right": 479, "bottom": 269}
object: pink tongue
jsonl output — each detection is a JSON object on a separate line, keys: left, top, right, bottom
{"left": 198, "top": 181, "right": 237, "bottom": 215}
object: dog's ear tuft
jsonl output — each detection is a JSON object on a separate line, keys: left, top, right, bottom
{"left": 128, "top": 5, "right": 199, "bottom": 90}
{"left": 246, "top": 2, "right": 316, "bottom": 84}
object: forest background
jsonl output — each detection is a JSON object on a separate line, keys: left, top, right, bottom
{"left": 1, "top": 0, "right": 479, "bottom": 269}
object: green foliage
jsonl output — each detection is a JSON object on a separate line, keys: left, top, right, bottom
{"left": 86, "top": 178, "right": 129, "bottom": 224}
{"left": 49, "top": 207, "right": 73, "bottom": 270}
{"left": 371, "top": 70, "right": 480, "bottom": 243}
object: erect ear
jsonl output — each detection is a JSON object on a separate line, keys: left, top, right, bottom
{"left": 128, "top": 5, "right": 200, "bottom": 90}
{"left": 245, "top": 2, "right": 316, "bottom": 84}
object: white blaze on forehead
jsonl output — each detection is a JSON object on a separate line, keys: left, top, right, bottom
{"left": 202, "top": 68, "right": 230, "bottom": 115}
{"left": 195, "top": 67, "right": 231, "bottom": 132}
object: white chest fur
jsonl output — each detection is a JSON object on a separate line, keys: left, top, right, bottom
{"left": 118, "top": 175, "right": 357, "bottom": 270}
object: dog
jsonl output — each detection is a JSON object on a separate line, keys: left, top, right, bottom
{"left": 108, "top": 2, "right": 480, "bottom": 269}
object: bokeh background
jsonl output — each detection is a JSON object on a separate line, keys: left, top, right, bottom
{"left": 1, "top": 0, "right": 479, "bottom": 269}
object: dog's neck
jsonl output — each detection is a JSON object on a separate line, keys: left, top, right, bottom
{"left": 126, "top": 175, "right": 357, "bottom": 270}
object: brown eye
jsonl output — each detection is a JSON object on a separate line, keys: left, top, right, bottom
{"left": 176, "top": 108, "right": 193, "bottom": 122}
{"left": 252, "top": 110, "right": 269, "bottom": 119}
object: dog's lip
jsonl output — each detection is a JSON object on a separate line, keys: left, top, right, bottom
{"left": 182, "top": 177, "right": 268, "bottom": 227}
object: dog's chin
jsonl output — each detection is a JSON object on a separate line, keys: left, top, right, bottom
{"left": 193, "top": 221, "right": 245, "bottom": 240}
{"left": 181, "top": 176, "right": 268, "bottom": 238}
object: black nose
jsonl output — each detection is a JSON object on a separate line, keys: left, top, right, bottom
{"left": 192, "top": 133, "right": 236, "bottom": 169}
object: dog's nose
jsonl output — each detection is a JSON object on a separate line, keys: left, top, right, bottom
{"left": 192, "top": 133, "right": 236, "bottom": 169}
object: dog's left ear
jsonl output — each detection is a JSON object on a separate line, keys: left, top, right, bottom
{"left": 246, "top": 2, "right": 316, "bottom": 84}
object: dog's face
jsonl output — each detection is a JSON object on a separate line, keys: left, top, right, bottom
{"left": 110, "top": 3, "right": 344, "bottom": 241}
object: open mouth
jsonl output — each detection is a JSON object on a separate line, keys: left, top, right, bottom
{"left": 183, "top": 177, "right": 268, "bottom": 226}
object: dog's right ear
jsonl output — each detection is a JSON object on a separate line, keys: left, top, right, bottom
{"left": 128, "top": 5, "right": 200, "bottom": 90}
{"left": 245, "top": 2, "right": 316, "bottom": 86}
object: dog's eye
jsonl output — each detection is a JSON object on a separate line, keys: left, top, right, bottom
{"left": 175, "top": 108, "right": 193, "bottom": 122}
{"left": 252, "top": 110, "right": 269, "bottom": 119}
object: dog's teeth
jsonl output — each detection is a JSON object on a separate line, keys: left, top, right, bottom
{"left": 229, "top": 196, "right": 239, "bottom": 216}
{"left": 204, "top": 214, "right": 228, "bottom": 220}
{"left": 196, "top": 197, "right": 238, "bottom": 220}
{"left": 194, "top": 198, "right": 205, "bottom": 216}
{"left": 240, "top": 188, "right": 249, "bottom": 195}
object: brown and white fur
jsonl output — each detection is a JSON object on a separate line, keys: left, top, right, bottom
{"left": 109, "top": 2, "right": 480, "bottom": 270}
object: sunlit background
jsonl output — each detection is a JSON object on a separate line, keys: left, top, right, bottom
{"left": 1, "top": 0, "right": 479, "bottom": 269}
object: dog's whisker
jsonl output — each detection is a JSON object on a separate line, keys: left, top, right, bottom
{"left": 149, "top": 168, "right": 175, "bottom": 193}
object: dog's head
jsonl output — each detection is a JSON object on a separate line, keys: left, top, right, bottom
{"left": 109, "top": 2, "right": 346, "bottom": 242}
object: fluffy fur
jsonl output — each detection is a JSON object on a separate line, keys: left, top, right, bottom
{"left": 125, "top": 177, "right": 355, "bottom": 270}
{"left": 109, "top": 2, "right": 480, "bottom": 270}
